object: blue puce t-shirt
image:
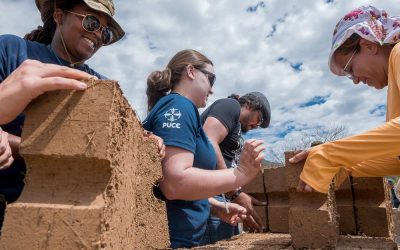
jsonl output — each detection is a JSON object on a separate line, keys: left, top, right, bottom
{"left": 0, "top": 34, "right": 105, "bottom": 203}
{"left": 143, "top": 93, "right": 217, "bottom": 249}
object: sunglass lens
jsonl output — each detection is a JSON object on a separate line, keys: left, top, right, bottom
{"left": 83, "top": 15, "right": 101, "bottom": 32}
{"left": 101, "top": 27, "right": 113, "bottom": 45}
{"left": 208, "top": 75, "right": 215, "bottom": 87}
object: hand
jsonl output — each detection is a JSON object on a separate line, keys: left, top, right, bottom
{"left": 296, "top": 179, "right": 314, "bottom": 192}
{"left": 10, "top": 60, "right": 92, "bottom": 100}
{"left": 233, "top": 192, "right": 266, "bottom": 232}
{"left": 288, "top": 149, "right": 310, "bottom": 163}
{"left": 214, "top": 202, "right": 247, "bottom": 226}
{"left": 0, "top": 59, "right": 94, "bottom": 124}
{"left": 143, "top": 130, "right": 166, "bottom": 159}
{"left": 0, "top": 129, "right": 13, "bottom": 169}
{"left": 289, "top": 150, "right": 314, "bottom": 192}
{"left": 236, "top": 139, "right": 265, "bottom": 183}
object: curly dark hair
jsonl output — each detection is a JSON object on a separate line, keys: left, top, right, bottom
{"left": 24, "top": 0, "right": 82, "bottom": 45}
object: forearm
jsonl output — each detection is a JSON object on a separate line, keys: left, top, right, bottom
{"left": 160, "top": 167, "right": 249, "bottom": 200}
{"left": 301, "top": 117, "right": 400, "bottom": 193}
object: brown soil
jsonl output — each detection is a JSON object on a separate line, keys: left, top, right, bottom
{"left": 0, "top": 80, "right": 169, "bottom": 249}
{"left": 197, "top": 233, "right": 397, "bottom": 250}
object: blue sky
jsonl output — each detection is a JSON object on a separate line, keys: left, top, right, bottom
{"left": 1, "top": 0, "right": 397, "bottom": 162}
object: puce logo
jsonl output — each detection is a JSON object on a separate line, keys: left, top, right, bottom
{"left": 163, "top": 108, "right": 182, "bottom": 128}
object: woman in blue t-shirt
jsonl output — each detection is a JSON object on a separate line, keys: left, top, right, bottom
{"left": 0, "top": 0, "right": 127, "bottom": 230}
{"left": 143, "top": 49, "right": 266, "bottom": 248}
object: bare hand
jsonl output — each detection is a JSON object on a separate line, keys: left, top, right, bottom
{"left": 236, "top": 139, "right": 265, "bottom": 182}
{"left": 0, "top": 60, "right": 94, "bottom": 124}
{"left": 10, "top": 60, "right": 92, "bottom": 100}
{"left": 288, "top": 149, "right": 310, "bottom": 163}
{"left": 233, "top": 192, "right": 266, "bottom": 231}
{"left": 215, "top": 202, "right": 247, "bottom": 226}
{"left": 296, "top": 179, "right": 314, "bottom": 192}
{"left": 143, "top": 130, "right": 166, "bottom": 159}
{"left": 0, "top": 129, "right": 13, "bottom": 169}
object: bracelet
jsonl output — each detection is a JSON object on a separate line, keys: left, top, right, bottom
{"left": 228, "top": 188, "right": 242, "bottom": 202}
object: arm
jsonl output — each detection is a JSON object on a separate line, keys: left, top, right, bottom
{"left": 159, "top": 139, "right": 265, "bottom": 200}
{"left": 0, "top": 60, "right": 91, "bottom": 124}
{"left": 299, "top": 117, "right": 400, "bottom": 193}
{"left": 202, "top": 116, "right": 229, "bottom": 169}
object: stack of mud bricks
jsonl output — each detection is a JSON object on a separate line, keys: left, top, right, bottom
{"left": 0, "top": 80, "right": 169, "bottom": 249}
{"left": 243, "top": 151, "right": 395, "bottom": 249}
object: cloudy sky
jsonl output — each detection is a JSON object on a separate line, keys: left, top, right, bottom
{"left": 1, "top": 0, "right": 397, "bottom": 161}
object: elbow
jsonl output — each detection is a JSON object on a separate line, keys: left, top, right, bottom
{"left": 160, "top": 175, "right": 185, "bottom": 200}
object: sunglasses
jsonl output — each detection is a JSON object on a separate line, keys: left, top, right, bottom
{"left": 65, "top": 10, "right": 114, "bottom": 45}
{"left": 197, "top": 68, "right": 216, "bottom": 87}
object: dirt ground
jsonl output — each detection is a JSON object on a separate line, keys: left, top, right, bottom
{"left": 195, "top": 233, "right": 398, "bottom": 250}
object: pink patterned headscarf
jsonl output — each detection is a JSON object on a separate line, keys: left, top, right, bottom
{"left": 329, "top": 5, "right": 400, "bottom": 76}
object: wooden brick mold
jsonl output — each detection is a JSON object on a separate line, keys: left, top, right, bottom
{"left": 284, "top": 151, "right": 339, "bottom": 249}
{"left": 0, "top": 80, "right": 169, "bottom": 249}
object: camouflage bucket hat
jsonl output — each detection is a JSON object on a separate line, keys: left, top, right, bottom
{"left": 35, "top": 0, "right": 125, "bottom": 45}
{"left": 329, "top": 5, "right": 400, "bottom": 76}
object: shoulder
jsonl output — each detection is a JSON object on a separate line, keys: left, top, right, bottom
{"left": 212, "top": 98, "right": 240, "bottom": 112}
{"left": 0, "top": 34, "right": 27, "bottom": 49}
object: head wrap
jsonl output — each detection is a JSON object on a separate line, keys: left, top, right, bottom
{"left": 329, "top": 5, "right": 400, "bottom": 75}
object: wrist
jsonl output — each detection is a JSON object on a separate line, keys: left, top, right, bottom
{"left": 227, "top": 188, "right": 242, "bottom": 202}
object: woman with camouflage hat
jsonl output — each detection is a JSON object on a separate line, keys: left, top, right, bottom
{"left": 290, "top": 5, "right": 400, "bottom": 193}
{"left": 0, "top": 0, "right": 125, "bottom": 217}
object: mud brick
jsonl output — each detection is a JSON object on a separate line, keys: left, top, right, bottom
{"left": 267, "top": 192, "right": 289, "bottom": 233}
{"left": 284, "top": 151, "right": 339, "bottom": 249}
{"left": 0, "top": 80, "right": 169, "bottom": 250}
{"left": 264, "top": 166, "right": 286, "bottom": 193}
{"left": 243, "top": 205, "right": 267, "bottom": 232}
{"left": 335, "top": 177, "right": 356, "bottom": 235}
{"left": 352, "top": 177, "right": 390, "bottom": 237}
{"left": 242, "top": 172, "right": 264, "bottom": 194}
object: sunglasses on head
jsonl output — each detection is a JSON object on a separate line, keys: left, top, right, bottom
{"left": 197, "top": 68, "right": 216, "bottom": 87}
{"left": 64, "top": 10, "right": 114, "bottom": 45}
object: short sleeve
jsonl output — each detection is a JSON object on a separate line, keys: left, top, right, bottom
{"left": 206, "top": 98, "right": 240, "bottom": 133}
{"left": 0, "top": 35, "right": 27, "bottom": 81}
{"left": 149, "top": 98, "right": 199, "bottom": 154}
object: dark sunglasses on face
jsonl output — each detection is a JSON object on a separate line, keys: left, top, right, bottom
{"left": 197, "top": 68, "right": 216, "bottom": 87}
{"left": 64, "top": 10, "right": 114, "bottom": 45}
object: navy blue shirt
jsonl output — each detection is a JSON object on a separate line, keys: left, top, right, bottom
{"left": 0, "top": 34, "right": 104, "bottom": 202}
{"left": 143, "top": 93, "right": 217, "bottom": 248}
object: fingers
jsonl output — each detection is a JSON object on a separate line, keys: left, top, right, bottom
{"left": 297, "top": 179, "right": 314, "bottom": 192}
{"left": 251, "top": 196, "right": 267, "bottom": 206}
{"left": 289, "top": 149, "right": 310, "bottom": 163}
{"left": 24, "top": 60, "right": 93, "bottom": 79}
{"left": 244, "top": 215, "right": 262, "bottom": 232}
{"left": 0, "top": 131, "right": 13, "bottom": 169}
{"left": 36, "top": 77, "right": 88, "bottom": 92}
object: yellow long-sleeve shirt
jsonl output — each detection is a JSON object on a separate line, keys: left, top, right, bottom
{"left": 300, "top": 42, "right": 400, "bottom": 193}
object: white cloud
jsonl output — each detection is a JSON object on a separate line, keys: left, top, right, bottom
{"left": 1, "top": 0, "right": 397, "bottom": 161}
